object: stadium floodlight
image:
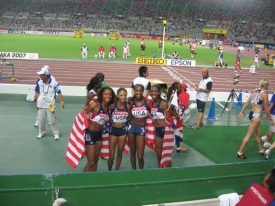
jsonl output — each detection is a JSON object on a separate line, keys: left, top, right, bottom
{"left": 161, "top": 20, "right": 167, "bottom": 59}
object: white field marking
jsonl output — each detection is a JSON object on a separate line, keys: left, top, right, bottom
{"left": 164, "top": 65, "right": 257, "bottom": 89}
{"left": 216, "top": 101, "right": 229, "bottom": 111}
{"left": 162, "top": 66, "right": 196, "bottom": 87}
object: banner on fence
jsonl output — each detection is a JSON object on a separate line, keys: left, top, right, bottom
{"left": 0, "top": 30, "right": 8, "bottom": 34}
{"left": 25, "top": 31, "right": 44, "bottom": 35}
{"left": 136, "top": 58, "right": 166, "bottom": 65}
{"left": 0, "top": 52, "right": 38, "bottom": 60}
{"left": 166, "top": 59, "right": 196, "bottom": 66}
{"left": 122, "top": 34, "right": 170, "bottom": 40}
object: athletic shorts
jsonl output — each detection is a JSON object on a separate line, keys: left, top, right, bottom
{"left": 196, "top": 99, "right": 206, "bottom": 112}
{"left": 269, "top": 114, "right": 275, "bottom": 133}
{"left": 175, "top": 134, "right": 182, "bottom": 143}
{"left": 141, "top": 46, "right": 146, "bottom": 51}
{"left": 155, "top": 126, "right": 165, "bottom": 139}
{"left": 248, "top": 111, "right": 261, "bottom": 121}
{"left": 128, "top": 123, "right": 145, "bottom": 136}
{"left": 110, "top": 126, "right": 127, "bottom": 136}
{"left": 85, "top": 129, "right": 102, "bottom": 145}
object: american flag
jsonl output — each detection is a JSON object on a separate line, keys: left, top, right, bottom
{"left": 145, "top": 115, "right": 156, "bottom": 151}
{"left": 100, "top": 121, "right": 110, "bottom": 157}
{"left": 100, "top": 121, "right": 130, "bottom": 156}
{"left": 66, "top": 112, "right": 89, "bottom": 168}
{"left": 160, "top": 120, "right": 175, "bottom": 168}
{"left": 144, "top": 114, "right": 183, "bottom": 168}
{"left": 169, "top": 92, "right": 185, "bottom": 143}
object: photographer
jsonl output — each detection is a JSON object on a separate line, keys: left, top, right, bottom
{"left": 172, "top": 51, "right": 179, "bottom": 59}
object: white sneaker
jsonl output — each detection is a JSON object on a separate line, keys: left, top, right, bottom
{"left": 263, "top": 142, "right": 271, "bottom": 148}
{"left": 265, "top": 149, "right": 270, "bottom": 160}
{"left": 37, "top": 133, "right": 45, "bottom": 139}
{"left": 34, "top": 122, "right": 39, "bottom": 127}
{"left": 261, "top": 136, "right": 267, "bottom": 142}
{"left": 54, "top": 134, "right": 59, "bottom": 140}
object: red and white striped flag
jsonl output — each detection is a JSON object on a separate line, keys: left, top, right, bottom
{"left": 145, "top": 114, "right": 155, "bottom": 151}
{"left": 100, "top": 124, "right": 131, "bottom": 156}
{"left": 124, "top": 137, "right": 130, "bottom": 154}
{"left": 100, "top": 132, "right": 110, "bottom": 157}
{"left": 66, "top": 112, "right": 89, "bottom": 168}
{"left": 160, "top": 120, "right": 175, "bottom": 168}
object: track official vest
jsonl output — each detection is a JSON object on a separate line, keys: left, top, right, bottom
{"left": 236, "top": 183, "right": 275, "bottom": 206}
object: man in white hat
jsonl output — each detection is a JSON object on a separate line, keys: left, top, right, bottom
{"left": 35, "top": 66, "right": 64, "bottom": 140}
{"left": 81, "top": 44, "right": 89, "bottom": 59}
{"left": 34, "top": 65, "right": 55, "bottom": 127}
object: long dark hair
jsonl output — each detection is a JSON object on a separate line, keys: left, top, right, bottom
{"left": 167, "top": 82, "right": 180, "bottom": 102}
{"left": 97, "top": 87, "right": 116, "bottom": 106}
{"left": 267, "top": 169, "right": 275, "bottom": 193}
{"left": 151, "top": 85, "right": 163, "bottom": 101}
{"left": 86, "top": 76, "right": 101, "bottom": 93}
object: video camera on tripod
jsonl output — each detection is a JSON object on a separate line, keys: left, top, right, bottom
{"left": 220, "top": 74, "right": 241, "bottom": 116}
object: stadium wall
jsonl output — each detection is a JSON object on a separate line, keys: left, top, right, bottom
{"left": 0, "top": 161, "right": 274, "bottom": 206}
{"left": 0, "top": 83, "right": 254, "bottom": 102}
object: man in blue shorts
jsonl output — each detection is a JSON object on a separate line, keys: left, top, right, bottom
{"left": 192, "top": 68, "right": 213, "bottom": 129}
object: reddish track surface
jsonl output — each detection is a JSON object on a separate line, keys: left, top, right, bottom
{"left": 0, "top": 58, "right": 274, "bottom": 93}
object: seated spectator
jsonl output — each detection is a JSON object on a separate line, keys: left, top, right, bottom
{"left": 172, "top": 51, "right": 179, "bottom": 59}
{"left": 98, "top": 45, "right": 105, "bottom": 58}
{"left": 236, "top": 168, "right": 275, "bottom": 205}
{"left": 109, "top": 45, "right": 116, "bottom": 59}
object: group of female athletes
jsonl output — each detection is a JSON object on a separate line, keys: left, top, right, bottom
{"left": 81, "top": 76, "right": 190, "bottom": 172}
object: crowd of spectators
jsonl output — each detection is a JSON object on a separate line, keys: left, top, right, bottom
{"left": 231, "top": 22, "right": 275, "bottom": 42}
{"left": 0, "top": 0, "right": 275, "bottom": 41}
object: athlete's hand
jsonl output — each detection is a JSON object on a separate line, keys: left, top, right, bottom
{"left": 237, "top": 112, "right": 244, "bottom": 120}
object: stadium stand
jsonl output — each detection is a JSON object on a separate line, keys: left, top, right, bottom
{"left": 0, "top": 0, "right": 275, "bottom": 41}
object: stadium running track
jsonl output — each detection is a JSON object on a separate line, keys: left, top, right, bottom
{"left": 0, "top": 59, "right": 275, "bottom": 93}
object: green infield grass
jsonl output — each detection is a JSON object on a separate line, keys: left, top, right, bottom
{"left": 0, "top": 34, "right": 272, "bottom": 68}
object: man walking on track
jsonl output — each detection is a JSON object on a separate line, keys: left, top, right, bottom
{"left": 81, "top": 44, "right": 89, "bottom": 59}
{"left": 192, "top": 68, "right": 213, "bottom": 129}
